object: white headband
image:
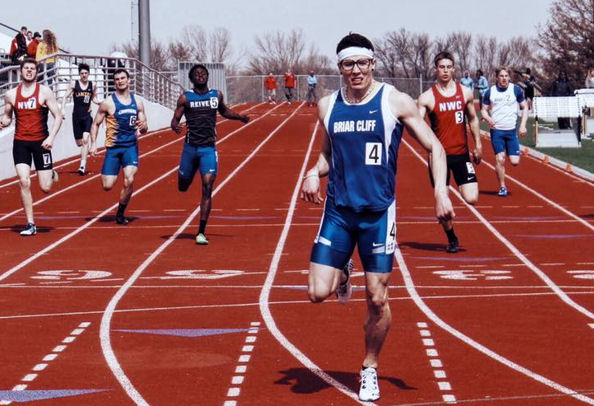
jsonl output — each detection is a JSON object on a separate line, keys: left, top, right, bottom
{"left": 337, "top": 47, "right": 374, "bottom": 63}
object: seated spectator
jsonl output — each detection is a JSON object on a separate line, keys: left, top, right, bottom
{"left": 9, "top": 27, "right": 28, "bottom": 64}
{"left": 26, "top": 30, "right": 33, "bottom": 45}
{"left": 27, "top": 32, "right": 41, "bottom": 59}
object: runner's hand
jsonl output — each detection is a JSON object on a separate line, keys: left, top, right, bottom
{"left": 435, "top": 190, "right": 455, "bottom": 222}
{"left": 301, "top": 174, "right": 323, "bottom": 204}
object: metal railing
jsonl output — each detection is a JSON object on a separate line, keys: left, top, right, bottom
{"left": 0, "top": 53, "right": 184, "bottom": 111}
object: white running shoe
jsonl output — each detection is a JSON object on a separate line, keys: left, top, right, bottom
{"left": 359, "top": 367, "right": 380, "bottom": 401}
{"left": 195, "top": 233, "right": 209, "bottom": 245}
{"left": 335, "top": 259, "right": 353, "bottom": 304}
{"left": 20, "top": 223, "right": 37, "bottom": 236}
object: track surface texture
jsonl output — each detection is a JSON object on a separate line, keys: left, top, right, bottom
{"left": 1, "top": 102, "right": 593, "bottom": 405}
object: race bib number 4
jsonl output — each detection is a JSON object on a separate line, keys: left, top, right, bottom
{"left": 365, "top": 142, "right": 382, "bottom": 165}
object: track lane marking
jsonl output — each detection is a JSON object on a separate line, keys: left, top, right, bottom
{"left": 99, "top": 103, "right": 307, "bottom": 405}
{"left": 0, "top": 103, "right": 266, "bottom": 222}
{"left": 258, "top": 120, "right": 369, "bottom": 404}
{"left": 403, "top": 139, "right": 594, "bottom": 321}
{"left": 0, "top": 103, "right": 281, "bottom": 282}
{"left": 397, "top": 247, "right": 594, "bottom": 404}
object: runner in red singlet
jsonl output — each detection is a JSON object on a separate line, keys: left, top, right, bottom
{"left": 417, "top": 51, "right": 482, "bottom": 253}
{"left": 0, "top": 58, "right": 63, "bottom": 236}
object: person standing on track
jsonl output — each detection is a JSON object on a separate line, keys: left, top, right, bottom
{"left": 301, "top": 33, "right": 454, "bottom": 402}
{"left": 60, "top": 63, "right": 99, "bottom": 175}
{"left": 0, "top": 58, "right": 63, "bottom": 236}
{"left": 417, "top": 51, "right": 482, "bottom": 253}
{"left": 283, "top": 68, "right": 296, "bottom": 104}
{"left": 89, "top": 68, "right": 148, "bottom": 225}
{"left": 170, "top": 64, "right": 249, "bottom": 245}
{"left": 264, "top": 72, "right": 277, "bottom": 104}
{"left": 480, "top": 66, "right": 528, "bottom": 197}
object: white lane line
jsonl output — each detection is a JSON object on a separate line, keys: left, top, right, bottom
{"left": 0, "top": 104, "right": 265, "bottom": 222}
{"left": 0, "top": 322, "right": 92, "bottom": 405}
{"left": 100, "top": 103, "right": 304, "bottom": 406}
{"left": 258, "top": 120, "right": 368, "bottom": 404}
{"left": 417, "top": 322, "right": 456, "bottom": 403}
{"left": 397, "top": 248, "right": 594, "bottom": 404}
{"left": 404, "top": 140, "right": 594, "bottom": 321}
{"left": 0, "top": 128, "right": 179, "bottom": 223}
{"left": 223, "top": 321, "right": 261, "bottom": 405}
{"left": 479, "top": 154, "right": 594, "bottom": 232}
{"left": 0, "top": 105, "right": 275, "bottom": 282}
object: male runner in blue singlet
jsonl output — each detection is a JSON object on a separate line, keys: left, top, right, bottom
{"left": 170, "top": 64, "right": 249, "bottom": 245}
{"left": 90, "top": 68, "right": 148, "bottom": 225}
{"left": 301, "top": 33, "right": 454, "bottom": 402}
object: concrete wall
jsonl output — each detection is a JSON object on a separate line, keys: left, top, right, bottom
{"left": 0, "top": 95, "right": 173, "bottom": 180}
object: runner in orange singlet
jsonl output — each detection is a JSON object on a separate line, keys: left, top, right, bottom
{"left": 417, "top": 51, "right": 482, "bottom": 253}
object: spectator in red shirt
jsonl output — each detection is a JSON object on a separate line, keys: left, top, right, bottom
{"left": 284, "top": 68, "right": 296, "bottom": 104}
{"left": 27, "top": 32, "right": 41, "bottom": 59}
{"left": 264, "top": 72, "right": 277, "bottom": 104}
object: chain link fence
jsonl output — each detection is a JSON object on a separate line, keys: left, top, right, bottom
{"left": 226, "top": 74, "right": 432, "bottom": 105}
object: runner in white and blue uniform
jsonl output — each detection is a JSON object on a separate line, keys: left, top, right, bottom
{"left": 171, "top": 64, "right": 249, "bottom": 245}
{"left": 481, "top": 66, "right": 528, "bottom": 197}
{"left": 301, "top": 33, "right": 454, "bottom": 402}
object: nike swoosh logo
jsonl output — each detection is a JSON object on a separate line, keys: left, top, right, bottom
{"left": 372, "top": 242, "right": 383, "bottom": 247}
{"left": 369, "top": 110, "right": 378, "bottom": 114}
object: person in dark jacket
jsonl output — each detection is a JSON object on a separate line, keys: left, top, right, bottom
{"left": 551, "top": 71, "right": 573, "bottom": 129}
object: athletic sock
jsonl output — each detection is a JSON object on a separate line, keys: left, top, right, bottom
{"left": 445, "top": 227, "right": 457, "bottom": 242}
{"left": 198, "top": 220, "right": 207, "bottom": 235}
{"left": 80, "top": 159, "right": 86, "bottom": 169}
{"left": 117, "top": 202, "right": 127, "bottom": 217}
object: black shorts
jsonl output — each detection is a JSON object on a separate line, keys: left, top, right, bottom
{"left": 72, "top": 113, "right": 92, "bottom": 140}
{"left": 429, "top": 153, "right": 477, "bottom": 187}
{"left": 12, "top": 139, "right": 53, "bottom": 170}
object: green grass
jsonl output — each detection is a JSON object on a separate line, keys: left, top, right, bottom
{"left": 479, "top": 116, "right": 594, "bottom": 174}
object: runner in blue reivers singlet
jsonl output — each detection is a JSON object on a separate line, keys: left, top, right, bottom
{"left": 178, "top": 88, "right": 220, "bottom": 180}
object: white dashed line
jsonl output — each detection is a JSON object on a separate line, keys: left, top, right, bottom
{"left": 0, "top": 322, "right": 91, "bottom": 405}
{"left": 223, "top": 322, "right": 261, "bottom": 405}
{"left": 417, "top": 321, "right": 457, "bottom": 404}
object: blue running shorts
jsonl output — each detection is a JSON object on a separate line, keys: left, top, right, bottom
{"left": 101, "top": 145, "right": 139, "bottom": 176}
{"left": 310, "top": 197, "right": 396, "bottom": 273}
{"left": 178, "top": 144, "right": 218, "bottom": 181}
{"left": 490, "top": 129, "right": 520, "bottom": 156}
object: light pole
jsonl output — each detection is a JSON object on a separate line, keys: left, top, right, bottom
{"left": 138, "top": 0, "right": 151, "bottom": 67}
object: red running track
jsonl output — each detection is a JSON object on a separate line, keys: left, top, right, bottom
{"left": 0, "top": 101, "right": 593, "bottom": 405}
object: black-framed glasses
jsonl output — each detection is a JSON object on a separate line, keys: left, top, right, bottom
{"left": 340, "top": 58, "right": 373, "bottom": 72}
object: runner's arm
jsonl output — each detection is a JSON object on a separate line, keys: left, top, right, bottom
{"left": 170, "top": 94, "right": 186, "bottom": 134}
{"left": 42, "top": 87, "right": 63, "bottom": 150}
{"left": 217, "top": 91, "right": 249, "bottom": 123}
{"left": 59, "top": 81, "right": 75, "bottom": 114}
{"left": 393, "top": 90, "right": 454, "bottom": 222}
{"left": 89, "top": 100, "right": 109, "bottom": 156}
{"left": 0, "top": 93, "right": 14, "bottom": 128}
{"left": 301, "top": 96, "right": 332, "bottom": 204}
{"left": 463, "top": 87, "right": 482, "bottom": 164}
{"left": 135, "top": 98, "right": 148, "bottom": 134}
